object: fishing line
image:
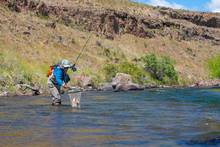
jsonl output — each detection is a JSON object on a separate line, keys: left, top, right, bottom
{"left": 73, "top": 33, "right": 92, "bottom": 67}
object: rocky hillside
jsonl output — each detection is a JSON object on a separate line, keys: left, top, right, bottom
{"left": 4, "top": 0, "right": 220, "bottom": 43}
{"left": 0, "top": 0, "right": 220, "bottom": 94}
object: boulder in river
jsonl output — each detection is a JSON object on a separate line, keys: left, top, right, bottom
{"left": 75, "top": 75, "right": 93, "bottom": 89}
{"left": 111, "top": 73, "right": 143, "bottom": 92}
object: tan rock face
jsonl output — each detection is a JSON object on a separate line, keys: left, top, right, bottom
{"left": 111, "top": 73, "right": 143, "bottom": 91}
{"left": 112, "top": 73, "right": 132, "bottom": 86}
{"left": 75, "top": 75, "right": 93, "bottom": 88}
{"left": 158, "top": 7, "right": 220, "bottom": 28}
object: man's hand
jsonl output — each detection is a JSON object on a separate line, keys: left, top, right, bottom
{"left": 63, "top": 84, "right": 70, "bottom": 89}
{"left": 60, "top": 84, "right": 70, "bottom": 94}
{"left": 71, "top": 65, "right": 77, "bottom": 72}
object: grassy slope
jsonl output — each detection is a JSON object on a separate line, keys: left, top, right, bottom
{"left": 0, "top": 1, "right": 219, "bottom": 93}
{"left": 43, "top": 0, "right": 153, "bottom": 12}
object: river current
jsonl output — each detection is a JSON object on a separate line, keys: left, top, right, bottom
{"left": 0, "top": 88, "right": 220, "bottom": 146}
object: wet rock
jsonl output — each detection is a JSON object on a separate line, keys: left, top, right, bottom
{"left": 99, "top": 83, "right": 114, "bottom": 91}
{"left": 191, "top": 79, "right": 220, "bottom": 88}
{"left": 16, "top": 83, "right": 41, "bottom": 96}
{"left": 111, "top": 73, "right": 143, "bottom": 92}
{"left": 0, "top": 91, "right": 8, "bottom": 97}
{"left": 114, "top": 83, "right": 143, "bottom": 92}
{"left": 144, "top": 83, "right": 159, "bottom": 89}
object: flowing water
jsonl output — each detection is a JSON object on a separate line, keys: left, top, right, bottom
{"left": 0, "top": 88, "right": 220, "bottom": 147}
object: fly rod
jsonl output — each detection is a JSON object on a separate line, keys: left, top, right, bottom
{"left": 73, "top": 34, "right": 92, "bottom": 67}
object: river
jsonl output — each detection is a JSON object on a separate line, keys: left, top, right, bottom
{"left": 0, "top": 88, "right": 220, "bottom": 146}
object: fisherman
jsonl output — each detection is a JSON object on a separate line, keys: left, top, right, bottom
{"left": 47, "top": 59, "right": 77, "bottom": 106}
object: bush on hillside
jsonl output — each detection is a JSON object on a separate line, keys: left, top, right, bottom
{"left": 141, "top": 54, "right": 178, "bottom": 84}
{"left": 102, "top": 63, "right": 118, "bottom": 82}
{"left": 118, "top": 62, "right": 146, "bottom": 84}
{"left": 208, "top": 55, "right": 220, "bottom": 78}
{"left": 0, "top": 53, "right": 34, "bottom": 92}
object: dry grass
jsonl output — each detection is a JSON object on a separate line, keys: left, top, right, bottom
{"left": 43, "top": 0, "right": 155, "bottom": 16}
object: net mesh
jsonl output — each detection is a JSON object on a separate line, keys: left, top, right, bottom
{"left": 68, "top": 92, "right": 81, "bottom": 108}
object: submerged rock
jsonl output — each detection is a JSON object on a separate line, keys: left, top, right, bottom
{"left": 186, "top": 132, "right": 220, "bottom": 146}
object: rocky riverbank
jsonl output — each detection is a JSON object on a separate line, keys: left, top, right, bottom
{"left": 1, "top": 73, "right": 220, "bottom": 97}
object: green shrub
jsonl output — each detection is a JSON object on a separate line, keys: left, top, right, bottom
{"left": 208, "top": 55, "right": 220, "bottom": 78}
{"left": 118, "top": 62, "right": 147, "bottom": 84}
{"left": 141, "top": 54, "right": 178, "bottom": 84}
{"left": 0, "top": 52, "right": 35, "bottom": 92}
{"left": 102, "top": 63, "right": 118, "bottom": 82}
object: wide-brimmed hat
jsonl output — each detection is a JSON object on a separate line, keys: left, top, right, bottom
{"left": 60, "top": 59, "right": 72, "bottom": 68}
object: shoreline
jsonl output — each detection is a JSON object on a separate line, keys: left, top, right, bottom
{"left": 1, "top": 79, "right": 220, "bottom": 97}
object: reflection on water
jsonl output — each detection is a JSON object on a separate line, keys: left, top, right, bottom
{"left": 0, "top": 88, "right": 220, "bottom": 146}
